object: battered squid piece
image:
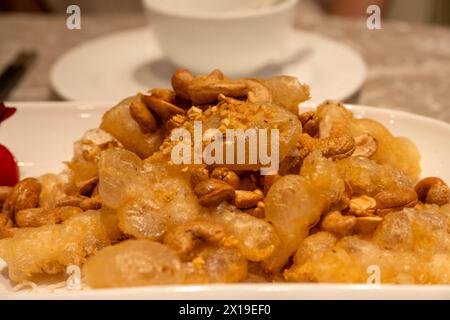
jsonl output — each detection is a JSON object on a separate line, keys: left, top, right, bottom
{"left": 162, "top": 101, "right": 302, "bottom": 172}
{"left": 210, "top": 203, "right": 280, "bottom": 261}
{"left": 336, "top": 157, "right": 414, "bottom": 196}
{"left": 261, "top": 76, "right": 310, "bottom": 114}
{"left": 99, "top": 148, "right": 203, "bottom": 239}
{"left": 37, "top": 174, "right": 67, "bottom": 209}
{"left": 183, "top": 246, "right": 248, "bottom": 284}
{"left": 285, "top": 206, "right": 450, "bottom": 284}
{"left": 264, "top": 151, "right": 345, "bottom": 272}
{"left": 315, "top": 101, "right": 421, "bottom": 180}
{"left": 83, "top": 240, "right": 184, "bottom": 288}
{"left": 100, "top": 96, "right": 166, "bottom": 159}
{"left": 0, "top": 209, "right": 121, "bottom": 282}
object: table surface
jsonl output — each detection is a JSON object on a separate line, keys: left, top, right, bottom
{"left": 1, "top": 8, "right": 450, "bottom": 122}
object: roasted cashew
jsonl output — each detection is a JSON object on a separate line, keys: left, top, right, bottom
{"left": 164, "top": 221, "right": 225, "bottom": 261}
{"left": 142, "top": 95, "right": 186, "bottom": 120}
{"left": 129, "top": 94, "right": 159, "bottom": 133}
{"left": 171, "top": 69, "right": 195, "bottom": 100}
{"left": 234, "top": 189, "right": 264, "bottom": 209}
{"left": 298, "top": 111, "right": 319, "bottom": 137}
{"left": 245, "top": 201, "right": 266, "bottom": 218}
{"left": 374, "top": 188, "right": 418, "bottom": 215}
{"left": 349, "top": 195, "right": 377, "bottom": 217}
{"left": 80, "top": 196, "right": 102, "bottom": 211}
{"left": 190, "top": 167, "right": 210, "bottom": 188}
{"left": 193, "top": 179, "right": 235, "bottom": 207}
{"left": 171, "top": 69, "right": 272, "bottom": 105}
{"left": 354, "top": 216, "right": 383, "bottom": 234}
{"left": 15, "top": 206, "right": 82, "bottom": 228}
{"left": 210, "top": 167, "right": 240, "bottom": 190}
{"left": 415, "top": 177, "right": 449, "bottom": 205}
{"left": 319, "top": 211, "right": 356, "bottom": 236}
{"left": 353, "top": 134, "right": 378, "bottom": 158}
{"left": 243, "top": 79, "right": 272, "bottom": 103}
{"left": 56, "top": 195, "right": 102, "bottom": 211}
{"left": 298, "top": 124, "right": 355, "bottom": 160}
{"left": 2, "top": 178, "right": 41, "bottom": 222}
{"left": 76, "top": 176, "right": 99, "bottom": 197}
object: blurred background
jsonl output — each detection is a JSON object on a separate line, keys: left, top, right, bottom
{"left": 1, "top": 0, "right": 449, "bottom": 24}
{"left": 0, "top": 0, "right": 449, "bottom": 121}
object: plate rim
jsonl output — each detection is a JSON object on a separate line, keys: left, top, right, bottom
{"left": 49, "top": 27, "right": 367, "bottom": 102}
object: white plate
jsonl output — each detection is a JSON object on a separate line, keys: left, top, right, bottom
{"left": 1, "top": 102, "right": 450, "bottom": 300}
{"left": 50, "top": 28, "right": 366, "bottom": 103}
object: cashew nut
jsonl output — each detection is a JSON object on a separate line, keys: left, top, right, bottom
{"left": 210, "top": 167, "right": 240, "bottom": 189}
{"left": 415, "top": 177, "right": 449, "bottom": 206}
{"left": 353, "top": 134, "right": 378, "bottom": 158}
{"left": 299, "top": 124, "right": 355, "bottom": 160}
{"left": 170, "top": 69, "right": 272, "bottom": 105}
{"left": 15, "top": 206, "right": 82, "bottom": 228}
{"left": 354, "top": 216, "right": 383, "bottom": 234}
{"left": 56, "top": 195, "right": 102, "bottom": 211}
{"left": 171, "top": 69, "right": 195, "bottom": 100}
{"left": 76, "top": 176, "right": 99, "bottom": 196}
{"left": 243, "top": 79, "right": 272, "bottom": 103}
{"left": 190, "top": 166, "right": 210, "bottom": 188}
{"left": 2, "top": 178, "right": 41, "bottom": 222}
{"left": 349, "top": 195, "right": 377, "bottom": 217}
{"left": 245, "top": 201, "right": 266, "bottom": 218}
{"left": 80, "top": 196, "right": 102, "bottom": 211}
{"left": 164, "top": 221, "right": 225, "bottom": 260}
{"left": 298, "top": 111, "right": 319, "bottom": 137}
{"left": 234, "top": 189, "right": 264, "bottom": 209}
{"left": 374, "top": 188, "right": 418, "bottom": 215}
{"left": 142, "top": 95, "right": 186, "bottom": 120}
{"left": 129, "top": 94, "right": 159, "bottom": 133}
{"left": 319, "top": 211, "right": 356, "bottom": 236}
{"left": 194, "top": 179, "right": 235, "bottom": 207}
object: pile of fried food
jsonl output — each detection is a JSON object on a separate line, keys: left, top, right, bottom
{"left": 0, "top": 69, "right": 449, "bottom": 288}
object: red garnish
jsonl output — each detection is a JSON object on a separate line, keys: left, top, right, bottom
{"left": 0, "top": 144, "right": 19, "bottom": 186}
{"left": 0, "top": 102, "right": 19, "bottom": 186}
{"left": 0, "top": 102, "right": 17, "bottom": 125}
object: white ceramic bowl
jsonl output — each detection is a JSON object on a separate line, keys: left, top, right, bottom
{"left": 142, "top": 0, "right": 298, "bottom": 75}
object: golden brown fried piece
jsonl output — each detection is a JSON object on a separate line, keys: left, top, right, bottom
{"left": 285, "top": 205, "right": 450, "bottom": 284}
{"left": 0, "top": 209, "right": 121, "bottom": 282}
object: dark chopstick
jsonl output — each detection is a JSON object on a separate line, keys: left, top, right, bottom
{"left": 0, "top": 51, "right": 37, "bottom": 101}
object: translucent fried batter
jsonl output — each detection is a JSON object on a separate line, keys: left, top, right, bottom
{"left": 100, "top": 97, "right": 166, "bottom": 158}
{"left": 264, "top": 151, "right": 344, "bottom": 271}
{"left": 37, "top": 174, "right": 67, "bottom": 209}
{"left": 99, "top": 148, "right": 203, "bottom": 239}
{"left": 262, "top": 76, "right": 310, "bottom": 114}
{"left": 316, "top": 101, "right": 421, "bottom": 180}
{"left": 83, "top": 240, "right": 184, "bottom": 288}
{"left": 0, "top": 209, "right": 121, "bottom": 282}
{"left": 285, "top": 206, "right": 450, "bottom": 284}
{"left": 210, "top": 203, "right": 280, "bottom": 262}
{"left": 336, "top": 157, "right": 414, "bottom": 196}
{"left": 161, "top": 101, "right": 302, "bottom": 172}
{"left": 183, "top": 246, "right": 248, "bottom": 284}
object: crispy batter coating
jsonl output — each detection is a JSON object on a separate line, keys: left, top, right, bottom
{"left": 0, "top": 209, "right": 121, "bottom": 282}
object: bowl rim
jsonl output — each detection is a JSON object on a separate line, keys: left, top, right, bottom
{"left": 142, "top": 0, "right": 298, "bottom": 21}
